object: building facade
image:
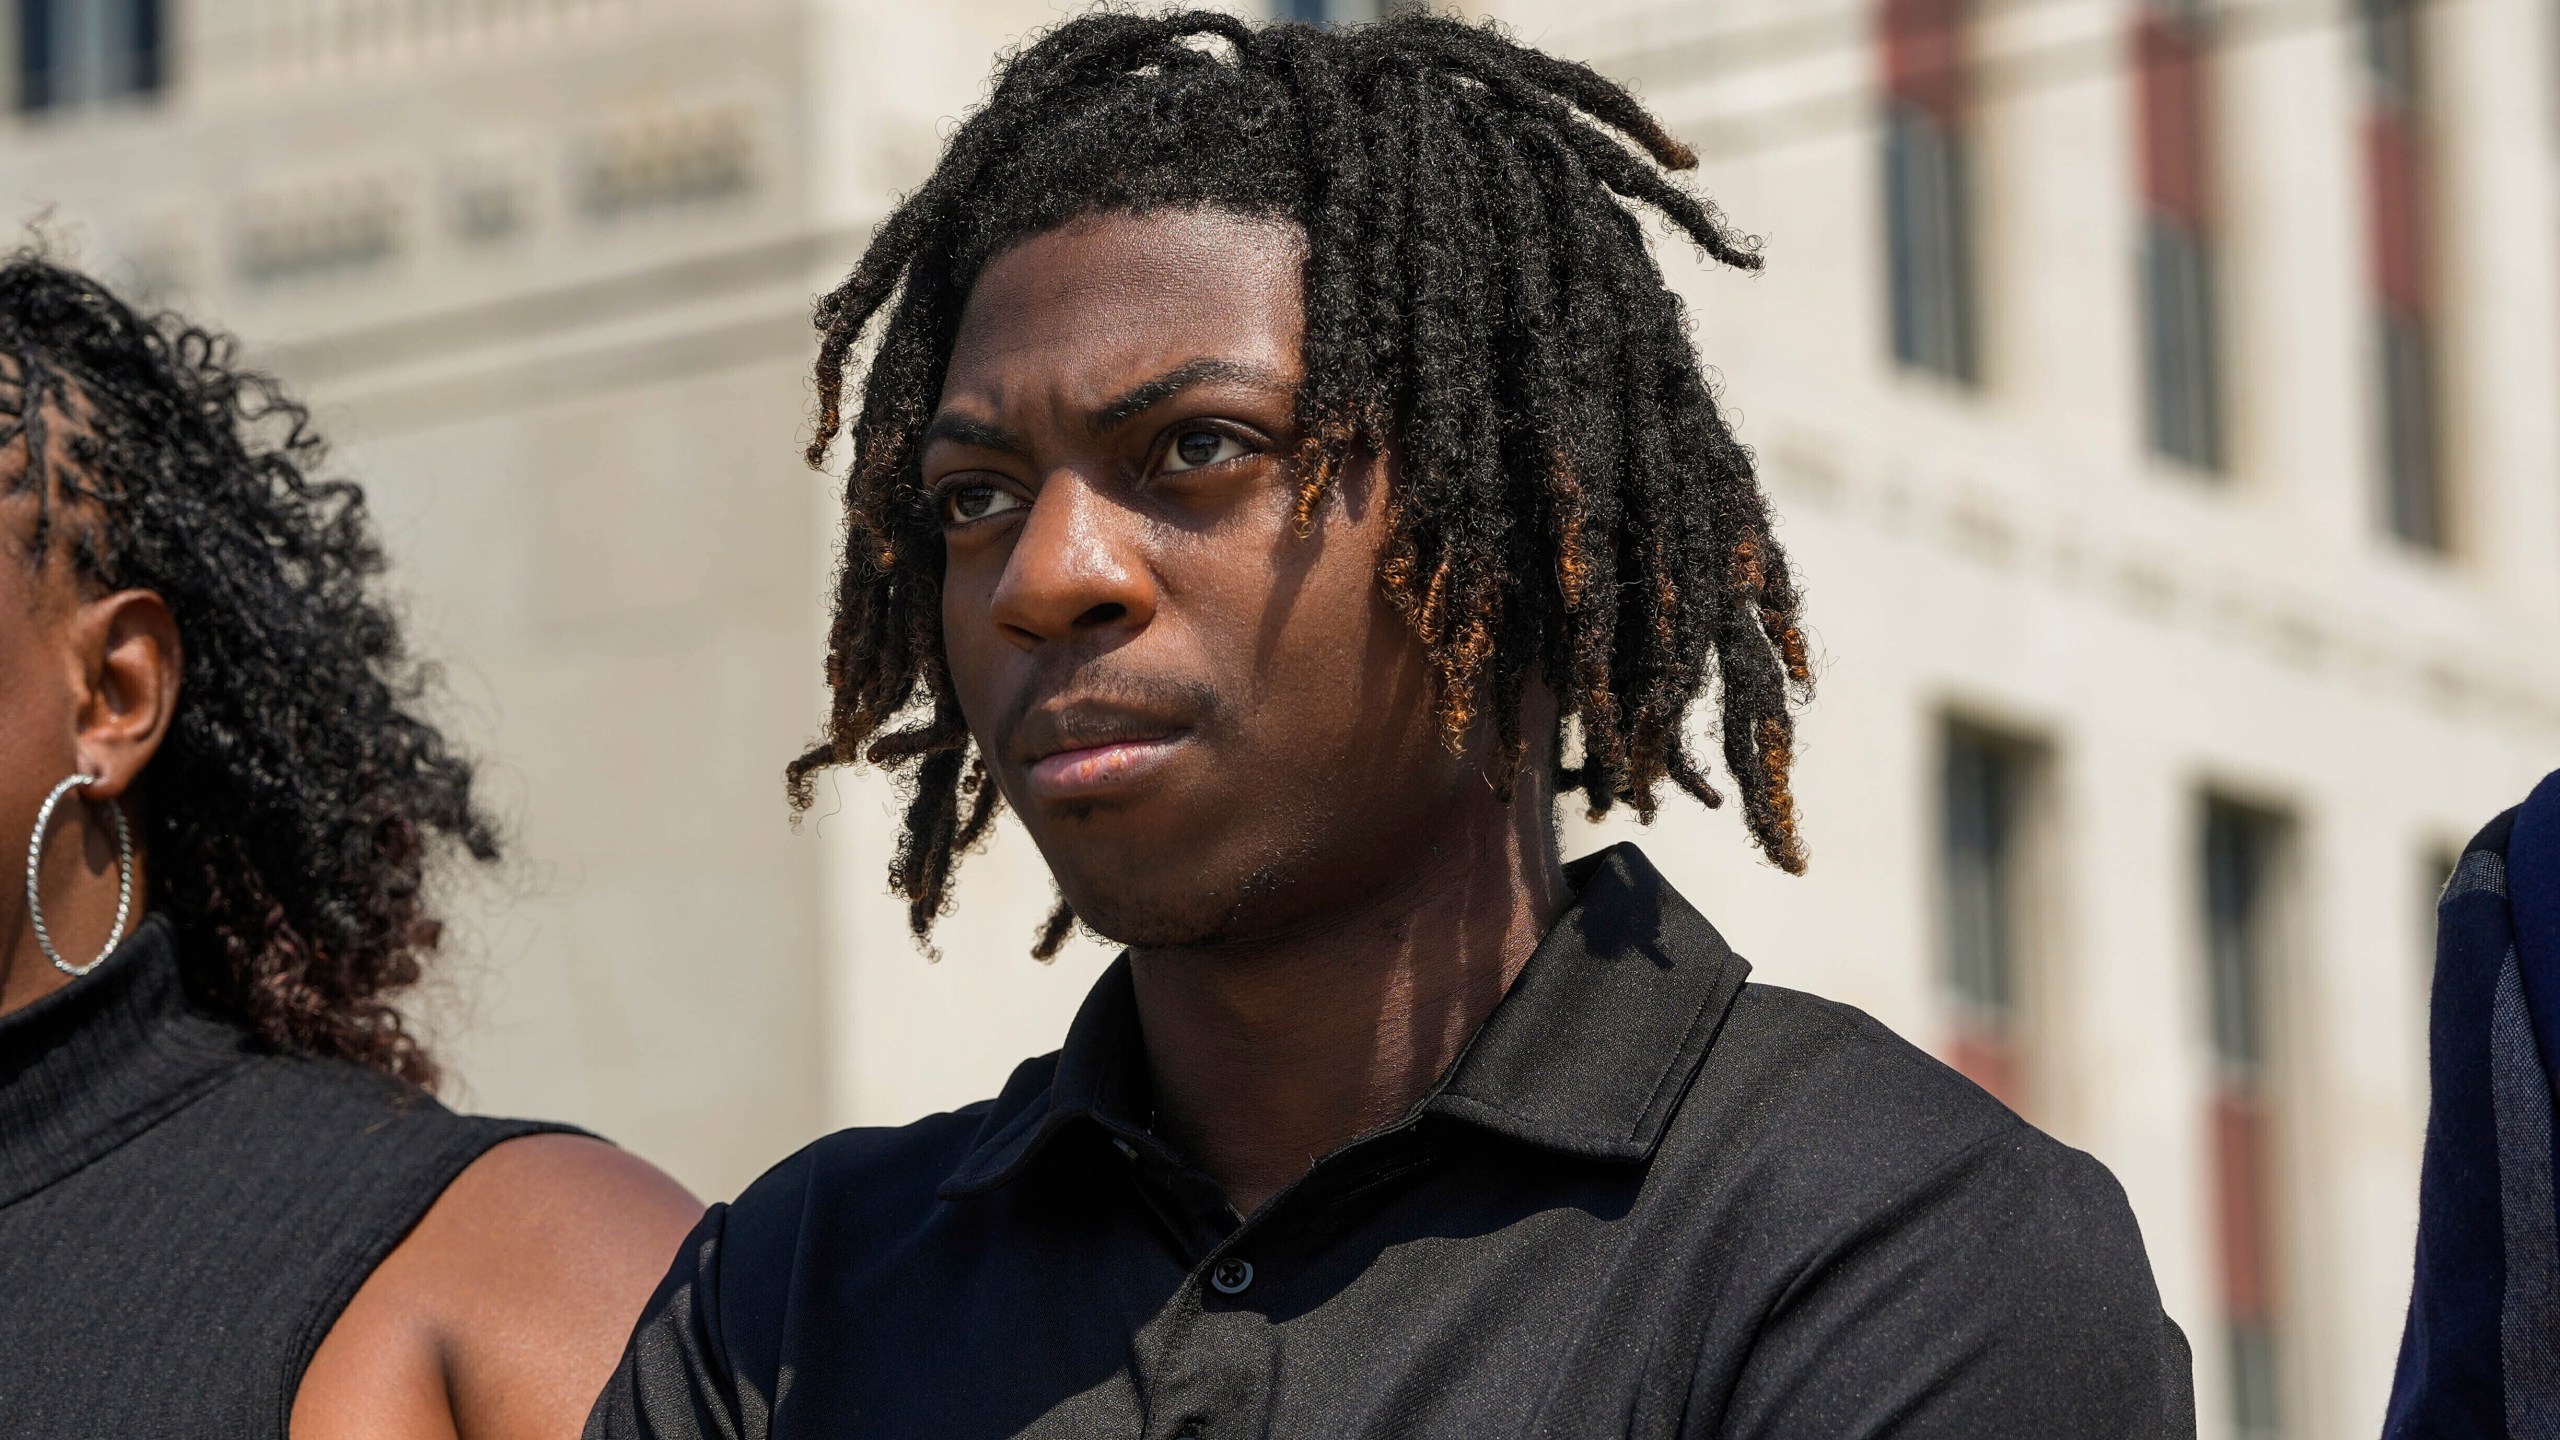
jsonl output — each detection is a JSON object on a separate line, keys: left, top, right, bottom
{"left": 1515, "top": 2, "right": 2560, "bottom": 1435}
{"left": 4, "top": 2, "right": 2557, "bottom": 1436}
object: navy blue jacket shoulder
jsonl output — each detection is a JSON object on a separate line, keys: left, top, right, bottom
{"left": 2387, "top": 768, "right": 2560, "bottom": 1436}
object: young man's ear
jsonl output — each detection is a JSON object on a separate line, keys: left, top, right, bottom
{"left": 70, "top": 589, "right": 181, "bottom": 802}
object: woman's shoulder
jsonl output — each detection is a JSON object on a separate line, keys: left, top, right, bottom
{"left": 204, "top": 1048, "right": 705, "bottom": 1439}
{"left": 293, "top": 1129, "right": 704, "bottom": 1440}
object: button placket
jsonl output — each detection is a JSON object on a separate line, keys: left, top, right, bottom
{"left": 1131, "top": 1251, "right": 1278, "bottom": 1440}
{"left": 1207, "top": 1257, "right": 1254, "bottom": 1295}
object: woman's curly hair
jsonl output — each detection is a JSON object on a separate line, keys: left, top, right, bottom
{"left": 0, "top": 254, "right": 492, "bottom": 1087}
{"left": 792, "top": 11, "right": 1814, "bottom": 956}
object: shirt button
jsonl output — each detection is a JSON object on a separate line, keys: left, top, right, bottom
{"left": 1208, "top": 1257, "right": 1254, "bottom": 1295}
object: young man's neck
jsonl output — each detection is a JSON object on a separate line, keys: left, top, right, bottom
{"left": 1127, "top": 791, "right": 1570, "bottom": 1218}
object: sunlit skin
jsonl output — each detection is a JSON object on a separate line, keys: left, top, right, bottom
{"left": 0, "top": 524, "right": 168, "bottom": 1019}
{"left": 0, "top": 479, "right": 701, "bottom": 1440}
{"left": 927, "top": 209, "right": 1570, "bottom": 1215}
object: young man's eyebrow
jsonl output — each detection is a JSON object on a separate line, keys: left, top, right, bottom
{"left": 1088, "top": 358, "right": 1291, "bottom": 435}
{"left": 918, "top": 413, "right": 1031, "bottom": 457}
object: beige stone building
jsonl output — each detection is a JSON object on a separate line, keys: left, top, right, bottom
{"left": 6, "top": 2, "right": 2556, "bottom": 1436}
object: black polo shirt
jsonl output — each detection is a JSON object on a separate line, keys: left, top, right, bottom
{"left": 587, "top": 845, "right": 2194, "bottom": 1439}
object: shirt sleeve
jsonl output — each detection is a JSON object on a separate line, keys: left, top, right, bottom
{"left": 1710, "top": 1128, "right": 2197, "bottom": 1440}
{"left": 584, "top": 1202, "right": 758, "bottom": 1440}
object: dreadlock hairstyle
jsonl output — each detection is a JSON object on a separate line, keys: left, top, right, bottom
{"left": 792, "top": 10, "right": 1814, "bottom": 956}
{"left": 0, "top": 254, "right": 494, "bottom": 1087}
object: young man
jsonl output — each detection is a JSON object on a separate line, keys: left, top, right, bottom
{"left": 590, "top": 13, "right": 2194, "bottom": 1438}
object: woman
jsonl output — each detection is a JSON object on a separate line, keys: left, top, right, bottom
{"left": 0, "top": 255, "right": 702, "bottom": 1438}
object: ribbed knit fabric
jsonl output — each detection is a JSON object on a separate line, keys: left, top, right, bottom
{"left": 0, "top": 916, "right": 578, "bottom": 1438}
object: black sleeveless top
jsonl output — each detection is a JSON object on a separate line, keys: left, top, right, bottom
{"left": 0, "top": 916, "right": 578, "bottom": 1437}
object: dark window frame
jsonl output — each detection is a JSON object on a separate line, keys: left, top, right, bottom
{"left": 2134, "top": 1, "right": 2224, "bottom": 472}
{"left": 2201, "top": 795, "right": 2291, "bottom": 1440}
{"left": 2359, "top": 0, "right": 2450, "bottom": 553}
{"left": 15, "top": 0, "right": 165, "bottom": 115}
{"left": 2377, "top": 309, "right": 2445, "bottom": 549}
{"left": 2142, "top": 218, "right": 2223, "bottom": 470}
{"left": 1882, "top": 0, "right": 1979, "bottom": 385}
{"left": 1886, "top": 102, "right": 1980, "bottom": 382}
{"left": 1937, "top": 720, "right": 2045, "bottom": 1111}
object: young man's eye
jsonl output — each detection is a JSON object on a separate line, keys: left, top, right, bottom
{"left": 940, "top": 483, "right": 1027, "bottom": 524}
{"left": 1162, "top": 427, "right": 1247, "bottom": 473}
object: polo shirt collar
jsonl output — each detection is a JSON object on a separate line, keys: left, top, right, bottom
{"left": 938, "top": 842, "right": 1750, "bottom": 1198}
{"left": 1420, "top": 843, "right": 1751, "bottom": 1161}
{"left": 938, "top": 957, "right": 1155, "bottom": 1198}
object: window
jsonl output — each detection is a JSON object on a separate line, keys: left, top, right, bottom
{"left": 1939, "top": 722, "right": 2042, "bottom": 1111}
{"left": 2360, "top": 0, "right": 2446, "bottom": 550}
{"left": 2202, "top": 797, "right": 2289, "bottom": 1440}
{"left": 1279, "top": 0, "right": 1413, "bottom": 23}
{"left": 16, "top": 0, "right": 161, "bottom": 114}
{"left": 2377, "top": 314, "right": 2441, "bottom": 545}
{"left": 1882, "top": 0, "right": 1977, "bottom": 382}
{"left": 2136, "top": 1, "right": 2222, "bottom": 470}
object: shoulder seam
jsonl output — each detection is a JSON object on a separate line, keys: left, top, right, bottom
{"left": 1757, "top": 1115, "right": 2039, "bottom": 1326}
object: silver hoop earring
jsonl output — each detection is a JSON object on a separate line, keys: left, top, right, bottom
{"left": 25, "top": 773, "right": 135, "bottom": 978}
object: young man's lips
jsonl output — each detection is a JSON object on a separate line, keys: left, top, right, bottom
{"left": 1024, "top": 734, "right": 1188, "bottom": 800}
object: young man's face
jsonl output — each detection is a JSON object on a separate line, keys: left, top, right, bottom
{"left": 925, "top": 208, "right": 1485, "bottom": 948}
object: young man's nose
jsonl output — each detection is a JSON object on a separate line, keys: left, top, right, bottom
{"left": 988, "top": 474, "right": 1157, "bottom": 650}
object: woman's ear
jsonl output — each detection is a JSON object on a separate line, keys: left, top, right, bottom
{"left": 70, "top": 589, "right": 180, "bottom": 802}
